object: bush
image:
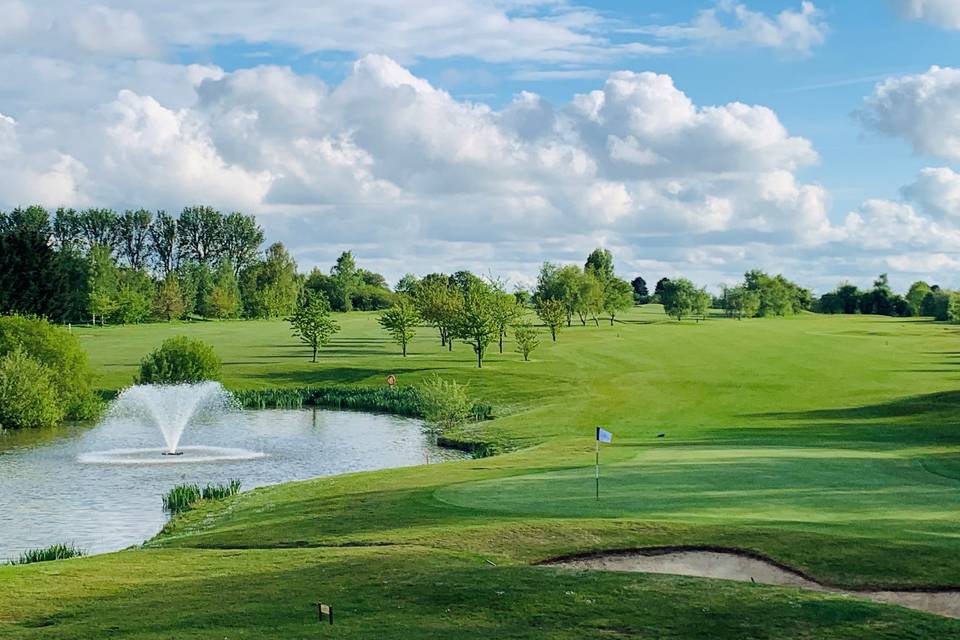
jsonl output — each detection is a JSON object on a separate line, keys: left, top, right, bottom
{"left": 0, "top": 348, "right": 65, "bottom": 429}
{"left": 11, "top": 543, "right": 85, "bottom": 565}
{"left": 0, "top": 315, "right": 99, "bottom": 421}
{"left": 418, "top": 375, "right": 472, "bottom": 436}
{"left": 138, "top": 336, "right": 222, "bottom": 384}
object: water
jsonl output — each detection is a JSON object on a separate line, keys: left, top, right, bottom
{"left": 0, "top": 408, "right": 464, "bottom": 562}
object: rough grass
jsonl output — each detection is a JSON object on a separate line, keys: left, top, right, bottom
{"left": 4, "top": 307, "right": 960, "bottom": 637}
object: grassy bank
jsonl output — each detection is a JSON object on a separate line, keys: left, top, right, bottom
{"left": 4, "top": 307, "right": 960, "bottom": 637}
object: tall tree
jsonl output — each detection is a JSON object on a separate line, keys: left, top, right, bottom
{"left": 289, "top": 291, "right": 340, "bottom": 362}
{"left": 207, "top": 260, "right": 241, "bottom": 319}
{"left": 222, "top": 212, "right": 264, "bottom": 277}
{"left": 52, "top": 208, "right": 82, "bottom": 252}
{"left": 78, "top": 208, "right": 119, "bottom": 253}
{"left": 240, "top": 243, "right": 300, "bottom": 319}
{"left": 631, "top": 276, "right": 649, "bottom": 304}
{"left": 117, "top": 209, "right": 153, "bottom": 270}
{"left": 603, "top": 278, "right": 634, "bottom": 325}
{"left": 149, "top": 211, "right": 178, "bottom": 276}
{"left": 0, "top": 207, "right": 69, "bottom": 321}
{"left": 330, "top": 250, "right": 360, "bottom": 311}
{"left": 490, "top": 291, "right": 522, "bottom": 353}
{"left": 87, "top": 245, "right": 119, "bottom": 325}
{"left": 178, "top": 206, "right": 224, "bottom": 264}
{"left": 452, "top": 280, "right": 497, "bottom": 368}
{"left": 378, "top": 297, "right": 420, "bottom": 356}
{"left": 415, "top": 274, "right": 462, "bottom": 350}
{"left": 584, "top": 248, "right": 614, "bottom": 281}
{"left": 906, "top": 281, "right": 933, "bottom": 317}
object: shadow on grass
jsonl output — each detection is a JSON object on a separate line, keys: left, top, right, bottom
{"left": 238, "top": 367, "right": 439, "bottom": 385}
{"left": 730, "top": 390, "right": 960, "bottom": 447}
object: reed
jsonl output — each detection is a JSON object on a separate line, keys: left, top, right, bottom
{"left": 12, "top": 543, "right": 85, "bottom": 565}
{"left": 163, "top": 480, "right": 242, "bottom": 515}
{"left": 232, "top": 385, "right": 493, "bottom": 422}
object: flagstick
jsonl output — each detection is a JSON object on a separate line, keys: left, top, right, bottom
{"left": 595, "top": 436, "right": 600, "bottom": 500}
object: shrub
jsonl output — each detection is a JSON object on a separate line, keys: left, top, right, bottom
{"left": 418, "top": 375, "right": 472, "bottom": 436}
{"left": 0, "top": 315, "right": 100, "bottom": 421}
{"left": 0, "top": 348, "right": 65, "bottom": 429}
{"left": 12, "top": 543, "right": 85, "bottom": 565}
{"left": 138, "top": 336, "right": 222, "bottom": 384}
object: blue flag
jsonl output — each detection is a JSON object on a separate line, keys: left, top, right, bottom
{"left": 596, "top": 427, "right": 613, "bottom": 443}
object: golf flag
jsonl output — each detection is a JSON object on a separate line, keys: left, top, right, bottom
{"left": 596, "top": 427, "right": 613, "bottom": 443}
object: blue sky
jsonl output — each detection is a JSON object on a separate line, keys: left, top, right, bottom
{"left": 2, "top": 1, "right": 960, "bottom": 292}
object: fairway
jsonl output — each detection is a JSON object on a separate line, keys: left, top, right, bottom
{"left": 5, "top": 307, "right": 960, "bottom": 637}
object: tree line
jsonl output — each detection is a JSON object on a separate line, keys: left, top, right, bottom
{"left": 0, "top": 206, "right": 397, "bottom": 324}
{"left": 817, "top": 275, "right": 960, "bottom": 320}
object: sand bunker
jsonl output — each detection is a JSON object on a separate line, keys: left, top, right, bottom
{"left": 547, "top": 549, "right": 960, "bottom": 619}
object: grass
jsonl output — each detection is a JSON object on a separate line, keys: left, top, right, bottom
{"left": 4, "top": 306, "right": 960, "bottom": 637}
{"left": 10, "top": 543, "right": 85, "bottom": 565}
{"left": 162, "top": 480, "right": 241, "bottom": 515}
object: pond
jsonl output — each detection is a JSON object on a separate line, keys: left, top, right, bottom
{"left": 0, "top": 408, "right": 464, "bottom": 562}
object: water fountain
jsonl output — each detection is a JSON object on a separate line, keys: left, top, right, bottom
{"left": 78, "top": 382, "right": 265, "bottom": 465}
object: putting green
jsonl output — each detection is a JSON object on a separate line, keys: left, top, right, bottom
{"left": 436, "top": 446, "right": 960, "bottom": 538}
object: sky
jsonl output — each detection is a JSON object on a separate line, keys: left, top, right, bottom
{"left": 2, "top": 1, "right": 960, "bottom": 293}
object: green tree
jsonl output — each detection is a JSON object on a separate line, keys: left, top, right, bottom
{"left": 395, "top": 274, "right": 420, "bottom": 296}
{"left": 78, "top": 208, "right": 119, "bottom": 253}
{"left": 692, "top": 287, "right": 711, "bottom": 323}
{"left": 289, "top": 291, "right": 340, "bottom": 362}
{"left": 87, "top": 244, "right": 119, "bottom": 325}
{"left": 490, "top": 291, "right": 522, "bottom": 353}
{"left": 415, "top": 274, "right": 462, "bottom": 350}
{"left": 330, "top": 250, "right": 360, "bottom": 311}
{"left": 207, "top": 260, "right": 241, "bottom": 319}
{"left": 723, "top": 285, "right": 760, "bottom": 319}
{"left": 154, "top": 274, "right": 187, "bottom": 321}
{"left": 116, "top": 209, "right": 152, "bottom": 270}
{"left": 603, "top": 278, "right": 634, "bottom": 325}
{"left": 0, "top": 207, "right": 72, "bottom": 321}
{"left": 660, "top": 278, "right": 698, "bottom": 321}
{"left": 178, "top": 206, "right": 224, "bottom": 264}
{"left": 513, "top": 322, "right": 540, "bottom": 361}
{"left": 112, "top": 269, "right": 154, "bottom": 324}
{"left": 584, "top": 248, "right": 614, "bottom": 281}
{"left": 631, "top": 276, "right": 649, "bottom": 304}
{"left": 222, "top": 212, "right": 264, "bottom": 277}
{"left": 240, "top": 243, "right": 300, "bottom": 319}
{"left": 949, "top": 292, "right": 960, "bottom": 324}
{"left": 138, "top": 336, "right": 222, "bottom": 383}
{"left": 574, "top": 270, "right": 605, "bottom": 326}
{"left": 0, "top": 348, "right": 64, "bottom": 429}
{"left": 148, "top": 211, "right": 178, "bottom": 276}
{"left": 378, "top": 297, "right": 420, "bottom": 356}
{"left": 906, "top": 281, "right": 933, "bottom": 317}
{"left": 452, "top": 280, "right": 497, "bottom": 368}
{"left": 536, "top": 298, "right": 565, "bottom": 342}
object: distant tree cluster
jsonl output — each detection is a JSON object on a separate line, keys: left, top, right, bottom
{"left": 816, "top": 275, "right": 960, "bottom": 321}
{"left": 718, "top": 270, "right": 813, "bottom": 320}
{"left": 532, "top": 249, "right": 634, "bottom": 330}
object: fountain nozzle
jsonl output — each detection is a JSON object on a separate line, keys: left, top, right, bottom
{"left": 161, "top": 451, "right": 184, "bottom": 456}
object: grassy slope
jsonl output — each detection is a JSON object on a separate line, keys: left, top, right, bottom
{"left": 4, "top": 307, "right": 960, "bottom": 638}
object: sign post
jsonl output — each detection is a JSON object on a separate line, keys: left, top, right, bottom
{"left": 595, "top": 427, "right": 612, "bottom": 500}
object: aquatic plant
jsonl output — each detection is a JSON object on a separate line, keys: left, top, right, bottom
{"left": 11, "top": 543, "right": 85, "bottom": 565}
{"left": 163, "top": 479, "right": 242, "bottom": 515}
